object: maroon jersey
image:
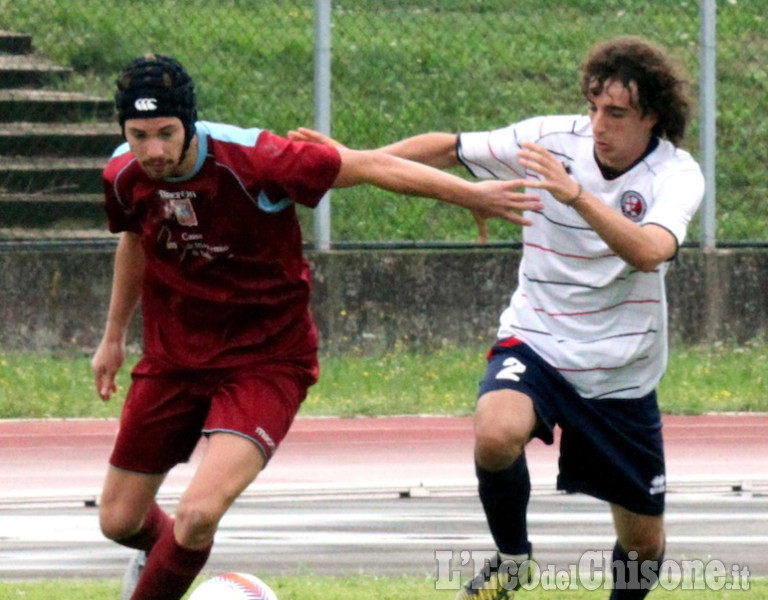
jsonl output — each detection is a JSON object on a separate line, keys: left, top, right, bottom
{"left": 102, "top": 122, "right": 341, "bottom": 371}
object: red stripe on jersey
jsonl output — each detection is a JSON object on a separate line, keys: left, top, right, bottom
{"left": 556, "top": 355, "right": 650, "bottom": 373}
{"left": 485, "top": 132, "right": 521, "bottom": 175}
{"left": 524, "top": 241, "right": 617, "bottom": 260}
{"left": 534, "top": 298, "right": 660, "bottom": 318}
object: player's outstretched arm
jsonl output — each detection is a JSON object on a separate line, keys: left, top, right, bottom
{"left": 91, "top": 232, "right": 144, "bottom": 401}
{"left": 332, "top": 146, "right": 543, "bottom": 226}
{"left": 377, "top": 132, "right": 460, "bottom": 169}
{"left": 289, "top": 128, "right": 460, "bottom": 169}
{"left": 288, "top": 127, "right": 346, "bottom": 150}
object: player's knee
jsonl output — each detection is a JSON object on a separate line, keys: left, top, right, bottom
{"left": 174, "top": 496, "right": 225, "bottom": 548}
{"left": 618, "top": 531, "right": 666, "bottom": 562}
{"left": 629, "top": 538, "right": 665, "bottom": 562}
{"left": 474, "top": 427, "right": 525, "bottom": 471}
{"left": 99, "top": 506, "right": 144, "bottom": 542}
{"left": 474, "top": 390, "right": 535, "bottom": 470}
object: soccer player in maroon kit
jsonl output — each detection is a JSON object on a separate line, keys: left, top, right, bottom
{"left": 91, "top": 54, "right": 541, "bottom": 600}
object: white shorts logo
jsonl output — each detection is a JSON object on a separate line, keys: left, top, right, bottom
{"left": 649, "top": 474, "right": 666, "bottom": 495}
{"left": 134, "top": 97, "right": 158, "bottom": 111}
{"left": 255, "top": 426, "right": 276, "bottom": 452}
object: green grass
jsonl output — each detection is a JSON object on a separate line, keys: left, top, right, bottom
{"left": 659, "top": 341, "right": 768, "bottom": 414}
{"left": 0, "top": 575, "right": 764, "bottom": 600}
{"left": 1, "top": 0, "right": 766, "bottom": 242}
{"left": 1, "top": 342, "right": 766, "bottom": 419}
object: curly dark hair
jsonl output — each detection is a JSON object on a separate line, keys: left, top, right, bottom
{"left": 580, "top": 36, "right": 691, "bottom": 146}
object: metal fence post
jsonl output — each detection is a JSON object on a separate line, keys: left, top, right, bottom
{"left": 699, "top": 0, "right": 717, "bottom": 250}
{"left": 313, "top": 0, "right": 333, "bottom": 251}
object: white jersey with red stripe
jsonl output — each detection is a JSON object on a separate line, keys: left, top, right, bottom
{"left": 458, "top": 115, "right": 704, "bottom": 399}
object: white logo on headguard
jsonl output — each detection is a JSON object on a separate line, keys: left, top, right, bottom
{"left": 134, "top": 97, "right": 158, "bottom": 111}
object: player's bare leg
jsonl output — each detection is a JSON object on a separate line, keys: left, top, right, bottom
{"left": 474, "top": 390, "right": 537, "bottom": 470}
{"left": 99, "top": 468, "right": 169, "bottom": 600}
{"left": 174, "top": 432, "right": 267, "bottom": 548}
{"left": 457, "top": 390, "right": 537, "bottom": 600}
{"left": 130, "top": 432, "right": 267, "bottom": 599}
{"left": 99, "top": 467, "right": 167, "bottom": 544}
{"left": 609, "top": 504, "right": 666, "bottom": 598}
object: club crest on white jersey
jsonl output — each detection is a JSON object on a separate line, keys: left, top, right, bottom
{"left": 621, "top": 190, "right": 647, "bottom": 221}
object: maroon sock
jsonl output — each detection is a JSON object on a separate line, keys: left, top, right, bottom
{"left": 117, "top": 502, "right": 173, "bottom": 552}
{"left": 130, "top": 521, "right": 212, "bottom": 600}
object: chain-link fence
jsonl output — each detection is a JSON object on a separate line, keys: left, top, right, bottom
{"left": 1, "top": 0, "right": 766, "bottom": 244}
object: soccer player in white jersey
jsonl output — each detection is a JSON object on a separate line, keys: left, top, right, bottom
{"left": 291, "top": 36, "right": 704, "bottom": 599}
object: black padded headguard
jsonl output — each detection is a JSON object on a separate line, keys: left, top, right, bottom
{"left": 115, "top": 54, "right": 198, "bottom": 157}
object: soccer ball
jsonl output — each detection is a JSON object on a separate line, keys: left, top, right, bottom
{"left": 188, "top": 572, "right": 278, "bottom": 600}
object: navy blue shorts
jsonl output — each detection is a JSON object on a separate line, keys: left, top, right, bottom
{"left": 479, "top": 338, "right": 666, "bottom": 516}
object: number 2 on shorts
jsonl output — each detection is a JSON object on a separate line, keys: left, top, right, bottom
{"left": 496, "top": 357, "right": 527, "bottom": 382}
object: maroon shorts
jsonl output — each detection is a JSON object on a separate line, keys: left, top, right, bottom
{"left": 109, "top": 358, "right": 316, "bottom": 474}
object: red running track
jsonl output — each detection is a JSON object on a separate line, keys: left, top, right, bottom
{"left": 1, "top": 414, "right": 766, "bottom": 503}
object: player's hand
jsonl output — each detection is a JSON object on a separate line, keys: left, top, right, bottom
{"left": 516, "top": 141, "right": 581, "bottom": 204}
{"left": 287, "top": 127, "right": 347, "bottom": 150}
{"left": 470, "top": 179, "right": 543, "bottom": 227}
{"left": 91, "top": 339, "right": 125, "bottom": 401}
